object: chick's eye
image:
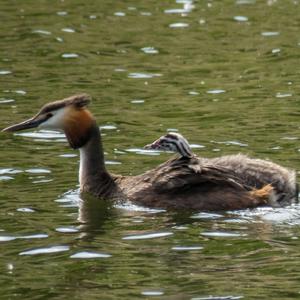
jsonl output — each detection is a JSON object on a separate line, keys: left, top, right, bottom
{"left": 46, "top": 113, "right": 53, "bottom": 118}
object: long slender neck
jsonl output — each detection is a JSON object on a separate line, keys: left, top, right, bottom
{"left": 79, "top": 123, "right": 115, "bottom": 197}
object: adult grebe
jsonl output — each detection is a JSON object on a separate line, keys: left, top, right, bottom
{"left": 2, "top": 94, "right": 288, "bottom": 210}
{"left": 145, "top": 132, "right": 298, "bottom": 207}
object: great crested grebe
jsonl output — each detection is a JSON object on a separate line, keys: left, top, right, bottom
{"left": 145, "top": 132, "right": 298, "bottom": 206}
{"left": 1, "top": 94, "right": 295, "bottom": 211}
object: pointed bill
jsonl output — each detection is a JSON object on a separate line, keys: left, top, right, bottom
{"left": 2, "top": 115, "right": 47, "bottom": 132}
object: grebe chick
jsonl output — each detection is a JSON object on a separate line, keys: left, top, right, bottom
{"left": 144, "top": 132, "right": 193, "bottom": 158}
{"left": 145, "top": 132, "right": 298, "bottom": 206}
{"left": 2, "top": 94, "right": 284, "bottom": 211}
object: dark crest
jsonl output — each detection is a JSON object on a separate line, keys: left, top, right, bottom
{"left": 39, "top": 94, "right": 91, "bottom": 114}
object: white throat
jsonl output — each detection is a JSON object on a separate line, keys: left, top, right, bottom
{"left": 39, "top": 108, "right": 65, "bottom": 130}
{"left": 79, "top": 146, "right": 88, "bottom": 189}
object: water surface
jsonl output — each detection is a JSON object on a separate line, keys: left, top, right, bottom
{"left": 1, "top": 0, "right": 300, "bottom": 299}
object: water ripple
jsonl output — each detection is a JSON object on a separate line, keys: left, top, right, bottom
{"left": 167, "top": 128, "right": 178, "bottom": 132}
{"left": 176, "top": 0, "right": 194, "bottom": 3}
{"left": 100, "top": 125, "right": 117, "bottom": 130}
{"left": 141, "top": 290, "right": 164, "bottom": 296}
{"left": 59, "top": 153, "right": 77, "bottom": 158}
{"left": 128, "top": 72, "right": 162, "bottom": 79}
{"left": 211, "top": 140, "right": 248, "bottom": 147}
{"left": 125, "top": 148, "right": 160, "bottom": 156}
{"left": 191, "top": 212, "right": 223, "bottom": 219}
{"left": 281, "top": 136, "right": 298, "bottom": 140}
{"left": 0, "top": 70, "right": 12, "bottom": 75}
{"left": 115, "top": 202, "right": 165, "bottom": 213}
{"left": 14, "top": 90, "right": 26, "bottom": 95}
{"left": 207, "top": 89, "right": 226, "bottom": 94}
{"left": 61, "top": 28, "right": 75, "bottom": 33}
{"left": 32, "top": 30, "right": 52, "bottom": 35}
{"left": 114, "top": 12, "right": 126, "bottom": 17}
{"left": 106, "top": 160, "right": 122, "bottom": 165}
{"left": 236, "top": 0, "right": 255, "bottom": 3}
{"left": 261, "top": 31, "right": 280, "bottom": 36}
{"left": 55, "top": 190, "right": 81, "bottom": 206}
{"left": 0, "top": 98, "right": 15, "bottom": 104}
{"left": 276, "top": 92, "right": 292, "bottom": 98}
{"left": 122, "top": 232, "right": 173, "bottom": 240}
{"left": 61, "top": 53, "right": 79, "bottom": 58}
{"left": 0, "top": 168, "right": 22, "bottom": 175}
{"left": 17, "top": 207, "right": 35, "bottom": 213}
{"left": 140, "top": 12, "right": 152, "bottom": 16}
{"left": 233, "top": 16, "right": 248, "bottom": 22}
{"left": 25, "top": 168, "right": 51, "bottom": 174}
{"left": 172, "top": 246, "right": 203, "bottom": 251}
{"left": 201, "top": 231, "right": 246, "bottom": 238}
{"left": 57, "top": 11, "right": 68, "bottom": 16}
{"left": 32, "top": 178, "right": 53, "bottom": 184}
{"left": 141, "top": 47, "right": 159, "bottom": 54}
{"left": 18, "top": 234, "right": 48, "bottom": 239}
{"left": 190, "top": 144, "right": 205, "bottom": 149}
{"left": 272, "top": 48, "right": 281, "bottom": 54}
{"left": 235, "top": 205, "right": 300, "bottom": 225}
{"left": 165, "top": 2, "right": 194, "bottom": 14}
{"left": 191, "top": 296, "right": 243, "bottom": 300}
{"left": 0, "top": 236, "right": 16, "bottom": 242}
{"left": 0, "top": 176, "right": 14, "bottom": 181}
{"left": 165, "top": 8, "right": 190, "bottom": 14}
{"left": 19, "top": 245, "right": 70, "bottom": 256}
{"left": 15, "top": 130, "right": 65, "bottom": 139}
{"left": 224, "top": 218, "right": 249, "bottom": 224}
{"left": 0, "top": 233, "right": 47, "bottom": 242}
{"left": 131, "top": 99, "right": 145, "bottom": 104}
{"left": 169, "top": 22, "right": 189, "bottom": 28}
{"left": 56, "top": 227, "right": 79, "bottom": 233}
{"left": 70, "top": 251, "right": 111, "bottom": 259}
{"left": 114, "top": 68, "right": 126, "bottom": 72}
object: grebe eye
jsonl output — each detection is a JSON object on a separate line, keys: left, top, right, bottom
{"left": 46, "top": 113, "right": 53, "bottom": 118}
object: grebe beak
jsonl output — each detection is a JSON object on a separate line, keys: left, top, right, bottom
{"left": 2, "top": 114, "right": 48, "bottom": 132}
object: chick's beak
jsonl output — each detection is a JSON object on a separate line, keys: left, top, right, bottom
{"left": 143, "top": 143, "right": 153, "bottom": 150}
{"left": 143, "top": 140, "right": 160, "bottom": 150}
{"left": 2, "top": 114, "right": 47, "bottom": 132}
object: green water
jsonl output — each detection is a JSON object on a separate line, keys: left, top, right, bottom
{"left": 1, "top": 0, "right": 300, "bottom": 299}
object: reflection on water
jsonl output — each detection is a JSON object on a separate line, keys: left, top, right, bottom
{"left": 201, "top": 231, "right": 247, "bottom": 238}
{"left": 1, "top": 0, "right": 300, "bottom": 299}
{"left": 20, "top": 245, "right": 70, "bottom": 256}
{"left": 70, "top": 251, "right": 111, "bottom": 259}
{"left": 77, "top": 193, "right": 115, "bottom": 232}
{"left": 234, "top": 204, "right": 300, "bottom": 225}
{"left": 122, "top": 231, "right": 173, "bottom": 240}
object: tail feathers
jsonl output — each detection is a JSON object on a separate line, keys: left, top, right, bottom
{"left": 250, "top": 184, "right": 275, "bottom": 206}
